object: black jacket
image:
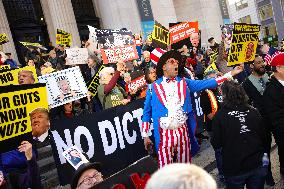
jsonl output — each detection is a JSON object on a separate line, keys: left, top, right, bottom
{"left": 263, "top": 76, "right": 284, "bottom": 131}
{"left": 211, "top": 105, "right": 266, "bottom": 176}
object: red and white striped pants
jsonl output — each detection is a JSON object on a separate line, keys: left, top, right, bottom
{"left": 158, "top": 124, "right": 191, "bottom": 168}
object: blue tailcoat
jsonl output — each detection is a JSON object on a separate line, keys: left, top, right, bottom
{"left": 142, "top": 77, "right": 217, "bottom": 156}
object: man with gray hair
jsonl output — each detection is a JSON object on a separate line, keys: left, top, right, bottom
{"left": 146, "top": 163, "right": 217, "bottom": 189}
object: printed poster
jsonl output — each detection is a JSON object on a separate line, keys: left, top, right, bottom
{"left": 227, "top": 23, "right": 260, "bottom": 66}
{"left": 151, "top": 21, "right": 170, "bottom": 49}
{"left": 0, "top": 66, "right": 38, "bottom": 86}
{"left": 56, "top": 29, "right": 72, "bottom": 47}
{"left": 101, "top": 45, "right": 139, "bottom": 64}
{"left": 169, "top": 21, "right": 199, "bottom": 45}
{"left": 38, "top": 67, "right": 88, "bottom": 109}
{"left": 0, "top": 84, "right": 48, "bottom": 153}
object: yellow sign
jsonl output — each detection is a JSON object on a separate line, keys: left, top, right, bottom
{"left": 227, "top": 23, "right": 260, "bottom": 66}
{"left": 0, "top": 85, "right": 48, "bottom": 142}
{"left": 0, "top": 66, "right": 38, "bottom": 86}
{"left": 152, "top": 25, "right": 170, "bottom": 45}
{"left": 87, "top": 65, "right": 106, "bottom": 96}
{"left": 19, "top": 41, "right": 42, "bottom": 48}
{"left": 0, "top": 34, "right": 9, "bottom": 45}
{"left": 0, "top": 65, "right": 10, "bottom": 71}
{"left": 56, "top": 29, "right": 72, "bottom": 47}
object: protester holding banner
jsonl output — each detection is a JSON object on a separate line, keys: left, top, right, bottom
{"left": 97, "top": 63, "right": 130, "bottom": 110}
{"left": 0, "top": 141, "right": 42, "bottom": 189}
{"left": 142, "top": 50, "right": 244, "bottom": 168}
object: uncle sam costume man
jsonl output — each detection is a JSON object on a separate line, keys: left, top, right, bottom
{"left": 142, "top": 50, "right": 243, "bottom": 168}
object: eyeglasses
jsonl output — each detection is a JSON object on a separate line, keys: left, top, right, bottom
{"left": 78, "top": 172, "right": 103, "bottom": 188}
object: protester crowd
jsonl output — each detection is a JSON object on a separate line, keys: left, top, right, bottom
{"left": 0, "top": 26, "right": 284, "bottom": 189}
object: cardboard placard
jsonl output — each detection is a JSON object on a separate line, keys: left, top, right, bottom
{"left": 38, "top": 67, "right": 88, "bottom": 109}
{"left": 56, "top": 29, "right": 72, "bottom": 47}
{"left": 0, "top": 84, "right": 48, "bottom": 153}
{"left": 169, "top": 22, "right": 199, "bottom": 45}
{"left": 66, "top": 48, "right": 88, "bottom": 65}
{"left": 49, "top": 99, "right": 154, "bottom": 185}
{"left": 101, "top": 45, "right": 139, "bottom": 64}
{"left": 0, "top": 33, "right": 9, "bottom": 45}
{"left": 87, "top": 65, "right": 106, "bottom": 96}
{"left": 227, "top": 23, "right": 260, "bottom": 66}
{"left": 0, "top": 66, "right": 38, "bottom": 86}
{"left": 151, "top": 21, "right": 170, "bottom": 49}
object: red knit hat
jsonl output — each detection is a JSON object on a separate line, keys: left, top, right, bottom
{"left": 270, "top": 53, "right": 284, "bottom": 66}
{"left": 150, "top": 48, "right": 167, "bottom": 65}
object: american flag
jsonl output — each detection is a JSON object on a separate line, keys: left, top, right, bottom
{"left": 264, "top": 47, "right": 282, "bottom": 65}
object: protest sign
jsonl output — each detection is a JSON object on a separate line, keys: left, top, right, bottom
{"left": 227, "top": 23, "right": 260, "bottom": 66}
{"left": 0, "top": 66, "right": 38, "bottom": 86}
{"left": 141, "top": 21, "right": 155, "bottom": 41}
{"left": 38, "top": 67, "right": 88, "bottom": 109}
{"left": 0, "top": 34, "right": 9, "bottom": 45}
{"left": 126, "top": 70, "right": 147, "bottom": 93}
{"left": 93, "top": 156, "right": 157, "bottom": 189}
{"left": 0, "top": 84, "right": 48, "bottom": 153}
{"left": 87, "top": 25, "right": 99, "bottom": 53}
{"left": 87, "top": 65, "right": 106, "bottom": 96}
{"left": 56, "top": 29, "right": 72, "bottom": 47}
{"left": 204, "top": 62, "right": 218, "bottom": 77}
{"left": 0, "top": 65, "right": 10, "bottom": 71}
{"left": 169, "top": 22, "right": 199, "bottom": 45}
{"left": 151, "top": 21, "right": 170, "bottom": 49}
{"left": 66, "top": 48, "right": 88, "bottom": 65}
{"left": 96, "top": 30, "right": 134, "bottom": 49}
{"left": 95, "top": 29, "right": 133, "bottom": 39}
{"left": 62, "top": 146, "right": 89, "bottom": 170}
{"left": 170, "top": 22, "right": 201, "bottom": 51}
{"left": 101, "top": 45, "right": 139, "bottom": 64}
{"left": 19, "top": 41, "right": 47, "bottom": 50}
{"left": 49, "top": 99, "right": 154, "bottom": 185}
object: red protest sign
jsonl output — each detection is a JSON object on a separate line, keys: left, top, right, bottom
{"left": 169, "top": 22, "right": 199, "bottom": 44}
{"left": 100, "top": 45, "right": 139, "bottom": 64}
{"left": 126, "top": 75, "right": 147, "bottom": 93}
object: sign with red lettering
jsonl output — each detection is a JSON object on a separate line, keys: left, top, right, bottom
{"left": 101, "top": 45, "right": 139, "bottom": 64}
{"left": 126, "top": 76, "right": 147, "bottom": 93}
{"left": 93, "top": 156, "right": 157, "bottom": 189}
{"left": 169, "top": 21, "right": 199, "bottom": 45}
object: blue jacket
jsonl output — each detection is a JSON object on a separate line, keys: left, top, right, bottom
{"left": 4, "top": 59, "right": 17, "bottom": 69}
{"left": 142, "top": 77, "right": 217, "bottom": 155}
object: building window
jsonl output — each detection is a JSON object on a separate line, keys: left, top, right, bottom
{"left": 261, "top": 23, "right": 277, "bottom": 38}
{"left": 235, "top": 0, "right": 248, "bottom": 11}
{"left": 2, "top": 0, "right": 44, "bottom": 24}
{"left": 239, "top": 15, "right": 251, "bottom": 24}
{"left": 258, "top": 4, "right": 273, "bottom": 21}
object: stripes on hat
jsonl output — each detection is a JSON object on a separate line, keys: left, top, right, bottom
{"left": 150, "top": 48, "right": 167, "bottom": 65}
{"left": 264, "top": 47, "right": 281, "bottom": 65}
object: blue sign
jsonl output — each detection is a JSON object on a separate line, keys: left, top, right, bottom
{"left": 141, "top": 21, "right": 154, "bottom": 40}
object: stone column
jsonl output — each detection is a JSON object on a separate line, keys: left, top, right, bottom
{"left": 95, "top": 0, "right": 142, "bottom": 33}
{"left": 0, "top": 0, "right": 19, "bottom": 63}
{"left": 46, "top": 0, "right": 81, "bottom": 47}
{"left": 40, "top": 0, "right": 56, "bottom": 46}
{"left": 150, "top": 0, "right": 177, "bottom": 27}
